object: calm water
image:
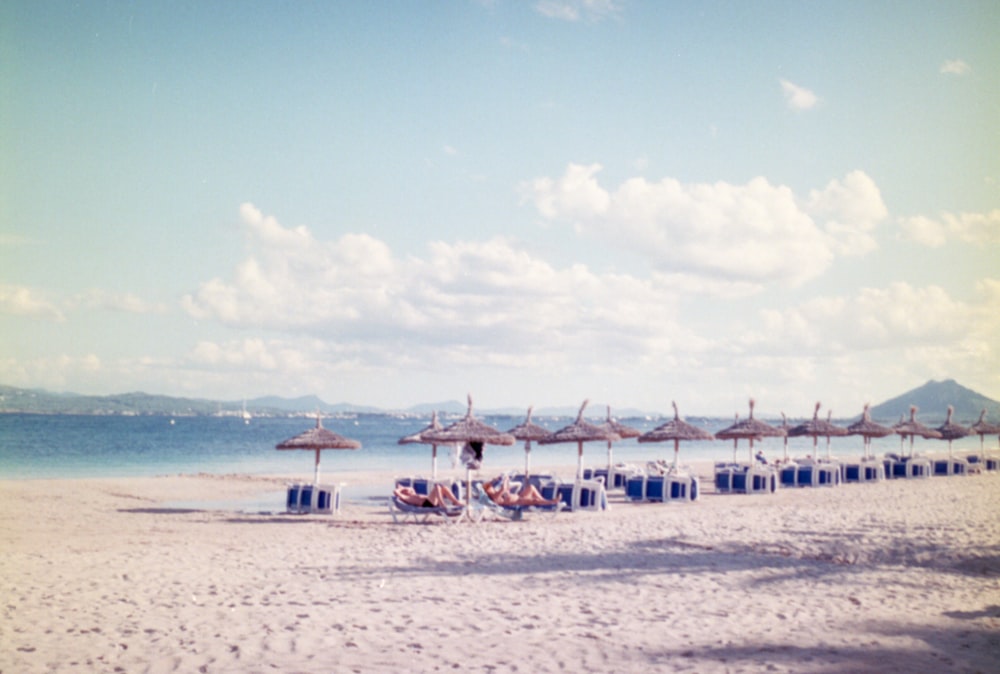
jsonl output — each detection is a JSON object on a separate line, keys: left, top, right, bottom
{"left": 0, "top": 413, "right": 992, "bottom": 481}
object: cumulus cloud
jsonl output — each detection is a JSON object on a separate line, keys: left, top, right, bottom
{"left": 534, "top": 0, "right": 620, "bottom": 22}
{"left": 940, "top": 59, "right": 971, "bottom": 76}
{"left": 780, "top": 79, "right": 819, "bottom": 110}
{"left": 745, "top": 281, "right": 1000, "bottom": 387}
{"left": 181, "top": 204, "right": 705, "bottom": 375}
{"left": 524, "top": 163, "right": 888, "bottom": 288}
{"left": 0, "top": 285, "right": 65, "bottom": 322}
{"left": 899, "top": 209, "right": 1000, "bottom": 247}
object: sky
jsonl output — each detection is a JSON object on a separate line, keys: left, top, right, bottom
{"left": 1, "top": 0, "right": 999, "bottom": 417}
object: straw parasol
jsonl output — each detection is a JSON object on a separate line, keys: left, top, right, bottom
{"left": 276, "top": 415, "right": 361, "bottom": 484}
{"left": 637, "top": 401, "right": 714, "bottom": 471}
{"left": 787, "top": 402, "right": 848, "bottom": 460}
{"left": 398, "top": 411, "right": 445, "bottom": 479}
{"left": 970, "top": 408, "right": 1000, "bottom": 455}
{"left": 893, "top": 405, "right": 942, "bottom": 456}
{"left": 539, "top": 399, "right": 621, "bottom": 480}
{"left": 422, "top": 394, "right": 516, "bottom": 507}
{"left": 422, "top": 394, "right": 516, "bottom": 447}
{"left": 846, "top": 403, "right": 895, "bottom": 459}
{"left": 934, "top": 405, "right": 970, "bottom": 457}
{"left": 505, "top": 406, "right": 553, "bottom": 477}
{"left": 600, "top": 405, "right": 641, "bottom": 470}
{"left": 716, "top": 399, "right": 787, "bottom": 463}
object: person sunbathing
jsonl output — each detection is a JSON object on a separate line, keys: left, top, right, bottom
{"left": 483, "top": 476, "right": 559, "bottom": 507}
{"left": 393, "top": 484, "right": 463, "bottom": 508}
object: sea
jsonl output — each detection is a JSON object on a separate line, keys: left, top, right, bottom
{"left": 1, "top": 412, "right": 992, "bottom": 482}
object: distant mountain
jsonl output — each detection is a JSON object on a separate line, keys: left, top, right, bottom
{"left": 869, "top": 379, "right": 999, "bottom": 424}
{"left": 248, "top": 395, "right": 381, "bottom": 415}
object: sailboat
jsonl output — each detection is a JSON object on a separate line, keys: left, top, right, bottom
{"left": 242, "top": 400, "right": 252, "bottom": 425}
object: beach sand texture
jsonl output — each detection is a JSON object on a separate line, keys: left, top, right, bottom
{"left": 2, "top": 468, "right": 999, "bottom": 673}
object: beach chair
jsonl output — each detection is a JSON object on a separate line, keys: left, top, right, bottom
{"left": 625, "top": 474, "right": 646, "bottom": 501}
{"left": 932, "top": 457, "right": 969, "bottom": 477}
{"left": 388, "top": 495, "right": 467, "bottom": 524}
{"left": 645, "top": 475, "right": 666, "bottom": 502}
{"left": 287, "top": 483, "right": 342, "bottom": 514}
{"left": 555, "top": 478, "right": 608, "bottom": 511}
{"left": 666, "top": 472, "right": 698, "bottom": 502}
{"left": 473, "top": 483, "right": 563, "bottom": 521}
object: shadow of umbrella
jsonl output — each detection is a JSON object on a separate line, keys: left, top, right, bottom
{"left": 505, "top": 406, "right": 553, "bottom": 478}
{"left": 847, "top": 403, "right": 895, "bottom": 460}
{"left": 788, "top": 402, "right": 848, "bottom": 460}
{"left": 637, "top": 401, "right": 714, "bottom": 471}
{"left": 422, "top": 394, "right": 516, "bottom": 507}
{"left": 971, "top": 408, "right": 1000, "bottom": 456}
{"left": 600, "top": 405, "right": 641, "bottom": 471}
{"left": 276, "top": 415, "right": 361, "bottom": 484}
{"left": 716, "top": 399, "right": 786, "bottom": 464}
{"left": 935, "top": 405, "right": 970, "bottom": 457}
{"left": 539, "top": 399, "right": 620, "bottom": 480}
{"left": 398, "top": 411, "right": 445, "bottom": 480}
{"left": 893, "top": 405, "right": 942, "bottom": 457}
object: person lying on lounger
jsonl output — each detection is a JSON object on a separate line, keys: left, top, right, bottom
{"left": 393, "top": 484, "right": 463, "bottom": 508}
{"left": 483, "top": 475, "right": 559, "bottom": 507}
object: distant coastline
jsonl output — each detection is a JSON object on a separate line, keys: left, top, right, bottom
{"left": 1, "top": 379, "right": 996, "bottom": 424}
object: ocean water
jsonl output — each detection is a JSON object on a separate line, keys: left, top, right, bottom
{"left": 0, "top": 413, "right": 993, "bottom": 481}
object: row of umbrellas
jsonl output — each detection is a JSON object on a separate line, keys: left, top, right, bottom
{"left": 276, "top": 398, "right": 1000, "bottom": 483}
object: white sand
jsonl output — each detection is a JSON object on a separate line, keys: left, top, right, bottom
{"left": 2, "top": 465, "right": 999, "bottom": 673}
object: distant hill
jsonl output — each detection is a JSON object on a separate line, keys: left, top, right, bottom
{"left": 869, "top": 379, "right": 999, "bottom": 424}
{"left": 247, "top": 395, "right": 382, "bottom": 415}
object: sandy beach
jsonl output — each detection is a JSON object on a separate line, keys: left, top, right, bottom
{"left": 2, "top": 465, "right": 999, "bottom": 674}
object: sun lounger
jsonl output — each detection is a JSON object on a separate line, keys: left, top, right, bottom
{"left": 555, "top": 478, "right": 608, "bottom": 511}
{"left": 714, "top": 463, "right": 776, "bottom": 494}
{"left": 388, "top": 495, "right": 467, "bottom": 524}
{"left": 286, "top": 483, "right": 342, "bottom": 514}
{"left": 841, "top": 459, "right": 885, "bottom": 483}
{"left": 473, "top": 484, "right": 564, "bottom": 521}
{"left": 932, "top": 457, "right": 969, "bottom": 477}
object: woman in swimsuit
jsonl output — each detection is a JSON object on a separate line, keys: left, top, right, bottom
{"left": 393, "top": 484, "right": 463, "bottom": 508}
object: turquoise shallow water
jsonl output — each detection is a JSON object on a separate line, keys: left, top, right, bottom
{"left": 0, "top": 413, "right": 992, "bottom": 481}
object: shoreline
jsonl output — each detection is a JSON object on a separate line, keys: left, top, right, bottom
{"left": 2, "top": 469, "right": 999, "bottom": 673}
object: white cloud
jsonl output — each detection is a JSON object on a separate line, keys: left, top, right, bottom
{"left": 525, "top": 164, "right": 888, "bottom": 288}
{"left": 748, "top": 281, "right": 999, "bottom": 357}
{"left": 534, "top": 0, "right": 620, "bottom": 22}
{"left": 181, "top": 204, "right": 704, "bottom": 377}
{"left": 807, "top": 170, "right": 887, "bottom": 255}
{"left": 0, "top": 284, "right": 65, "bottom": 322}
{"left": 899, "top": 209, "right": 1000, "bottom": 247}
{"left": 780, "top": 79, "right": 819, "bottom": 111}
{"left": 940, "top": 59, "right": 971, "bottom": 76}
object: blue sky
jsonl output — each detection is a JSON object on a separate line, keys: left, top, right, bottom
{"left": 2, "top": 0, "right": 998, "bottom": 416}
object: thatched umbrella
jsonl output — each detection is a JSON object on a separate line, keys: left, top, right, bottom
{"left": 788, "top": 402, "right": 848, "bottom": 460}
{"left": 422, "top": 394, "right": 516, "bottom": 506}
{"left": 846, "top": 403, "right": 895, "bottom": 459}
{"left": 398, "top": 411, "right": 444, "bottom": 479}
{"left": 935, "top": 405, "right": 970, "bottom": 457}
{"left": 505, "top": 406, "right": 553, "bottom": 477}
{"left": 276, "top": 415, "right": 361, "bottom": 484}
{"left": 716, "top": 399, "right": 787, "bottom": 463}
{"left": 539, "top": 399, "right": 621, "bottom": 480}
{"left": 637, "top": 401, "right": 714, "bottom": 471}
{"left": 893, "top": 405, "right": 942, "bottom": 456}
{"left": 970, "top": 408, "right": 1000, "bottom": 455}
{"left": 600, "top": 405, "right": 641, "bottom": 470}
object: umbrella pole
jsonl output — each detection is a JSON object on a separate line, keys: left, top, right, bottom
{"left": 748, "top": 438, "right": 754, "bottom": 464}
{"left": 607, "top": 441, "right": 613, "bottom": 472}
{"left": 314, "top": 448, "right": 321, "bottom": 484}
{"left": 577, "top": 442, "right": 584, "bottom": 481}
{"left": 432, "top": 445, "right": 438, "bottom": 481}
{"left": 732, "top": 439, "right": 737, "bottom": 463}
{"left": 524, "top": 440, "right": 531, "bottom": 478}
{"left": 672, "top": 439, "right": 680, "bottom": 472}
